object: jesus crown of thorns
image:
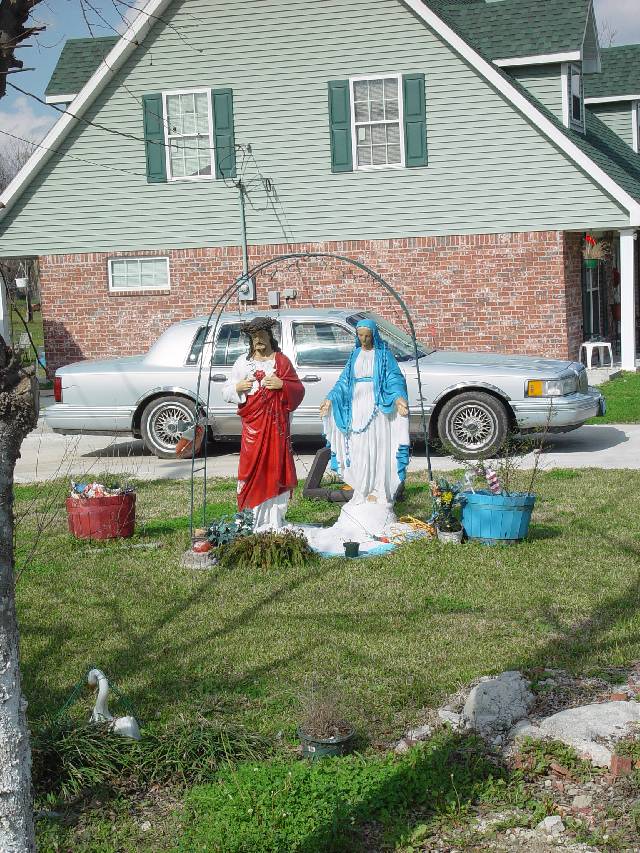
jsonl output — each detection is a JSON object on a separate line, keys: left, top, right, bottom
{"left": 240, "top": 316, "right": 281, "bottom": 354}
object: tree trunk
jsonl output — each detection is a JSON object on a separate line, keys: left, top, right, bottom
{"left": 0, "top": 336, "right": 38, "bottom": 852}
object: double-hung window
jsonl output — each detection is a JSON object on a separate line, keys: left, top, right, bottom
{"left": 568, "top": 64, "right": 584, "bottom": 131}
{"left": 350, "top": 75, "right": 404, "bottom": 169}
{"left": 163, "top": 89, "right": 214, "bottom": 180}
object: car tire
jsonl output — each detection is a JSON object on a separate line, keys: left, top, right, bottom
{"left": 141, "top": 395, "right": 198, "bottom": 459}
{"left": 437, "top": 391, "right": 510, "bottom": 458}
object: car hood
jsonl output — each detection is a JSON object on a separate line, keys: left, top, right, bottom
{"left": 422, "top": 350, "right": 574, "bottom": 376}
{"left": 56, "top": 356, "right": 146, "bottom": 375}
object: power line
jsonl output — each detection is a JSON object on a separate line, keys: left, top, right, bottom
{"left": 0, "top": 127, "right": 146, "bottom": 178}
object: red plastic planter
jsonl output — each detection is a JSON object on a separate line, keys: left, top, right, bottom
{"left": 65, "top": 494, "right": 136, "bottom": 540}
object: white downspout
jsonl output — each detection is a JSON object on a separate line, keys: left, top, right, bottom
{"left": 619, "top": 228, "right": 637, "bottom": 371}
{"left": 0, "top": 268, "right": 9, "bottom": 345}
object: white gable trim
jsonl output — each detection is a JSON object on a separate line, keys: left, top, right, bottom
{"left": 400, "top": 0, "right": 640, "bottom": 225}
{"left": 633, "top": 102, "right": 639, "bottom": 154}
{"left": 561, "top": 63, "right": 570, "bottom": 127}
{"left": 0, "top": 0, "right": 174, "bottom": 213}
{"left": 45, "top": 93, "right": 76, "bottom": 104}
{"left": 585, "top": 95, "right": 640, "bottom": 105}
{"left": 2, "top": 0, "right": 640, "bottom": 226}
{"left": 495, "top": 51, "right": 581, "bottom": 68}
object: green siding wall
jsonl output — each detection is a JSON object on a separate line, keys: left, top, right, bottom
{"left": 0, "top": 0, "right": 629, "bottom": 256}
{"left": 588, "top": 103, "right": 634, "bottom": 148}
{"left": 509, "top": 64, "right": 564, "bottom": 122}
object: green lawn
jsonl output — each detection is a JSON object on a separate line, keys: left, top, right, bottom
{"left": 10, "top": 300, "right": 44, "bottom": 352}
{"left": 589, "top": 370, "right": 640, "bottom": 423}
{"left": 15, "top": 469, "right": 640, "bottom": 850}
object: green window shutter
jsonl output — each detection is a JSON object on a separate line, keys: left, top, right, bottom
{"left": 402, "top": 74, "right": 427, "bottom": 168}
{"left": 212, "top": 88, "right": 236, "bottom": 179}
{"left": 328, "top": 80, "right": 353, "bottom": 173}
{"left": 142, "top": 93, "right": 167, "bottom": 183}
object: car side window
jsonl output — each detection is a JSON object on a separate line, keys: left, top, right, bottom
{"left": 292, "top": 322, "right": 354, "bottom": 367}
{"left": 187, "top": 326, "right": 207, "bottom": 364}
{"left": 211, "top": 322, "right": 281, "bottom": 366}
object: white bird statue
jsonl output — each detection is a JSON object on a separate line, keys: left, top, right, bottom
{"left": 87, "top": 668, "right": 141, "bottom": 740}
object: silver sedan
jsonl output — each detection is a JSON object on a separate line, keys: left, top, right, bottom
{"left": 46, "top": 309, "right": 605, "bottom": 458}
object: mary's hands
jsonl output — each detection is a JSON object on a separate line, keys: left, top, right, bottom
{"left": 396, "top": 397, "right": 409, "bottom": 417}
{"left": 319, "top": 399, "right": 331, "bottom": 418}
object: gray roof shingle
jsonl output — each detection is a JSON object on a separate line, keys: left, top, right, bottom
{"left": 585, "top": 45, "right": 640, "bottom": 99}
{"left": 45, "top": 36, "right": 119, "bottom": 98}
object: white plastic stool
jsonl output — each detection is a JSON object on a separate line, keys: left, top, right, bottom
{"left": 580, "top": 340, "right": 613, "bottom": 368}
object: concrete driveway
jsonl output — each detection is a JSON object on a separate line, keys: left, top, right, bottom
{"left": 14, "top": 399, "right": 640, "bottom": 483}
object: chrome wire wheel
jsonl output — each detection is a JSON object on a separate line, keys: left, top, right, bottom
{"left": 141, "top": 396, "right": 197, "bottom": 458}
{"left": 449, "top": 403, "right": 497, "bottom": 451}
{"left": 150, "top": 404, "right": 192, "bottom": 449}
{"left": 437, "top": 391, "right": 509, "bottom": 458}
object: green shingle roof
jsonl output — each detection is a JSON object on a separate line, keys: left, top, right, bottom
{"left": 585, "top": 45, "right": 640, "bottom": 99}
{"left": 45, "top": 36, "right": 119, "bottom": 98}
{"left": 438, "top": 0, "right": 590, "bottom": 60}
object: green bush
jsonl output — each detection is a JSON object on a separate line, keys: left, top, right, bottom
{"left": 32, "top": 714, "right": 270, "bottom": 802}
{"left": 218, "top": 530, "right": 314, "bottom": 571}
{"left": 180, "top": 731, "right": 505, "bottom": 852}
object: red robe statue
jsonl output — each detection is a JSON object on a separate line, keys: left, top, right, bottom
{"left": 231, "top": 352, "right": 305, "bottom": 518}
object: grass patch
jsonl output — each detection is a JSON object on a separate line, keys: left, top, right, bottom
{"left": 180, "top": 732, "right": 505, "bottom": 852}
{"left": 13, "top": 468, "right": 640, "bottom": 848}
{"left": 588, "top": 371, "right": 640, "bottom": 423}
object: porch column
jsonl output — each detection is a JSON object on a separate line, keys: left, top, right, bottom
{"left": 620, "top": 228, "right": 637, "bottom": 371}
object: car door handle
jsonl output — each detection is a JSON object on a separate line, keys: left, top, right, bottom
{"left": 302, "top": 374, "right": 321, "bottom": 382}
{"left": 210, "top": 374, "right": 227, "bottom": 382}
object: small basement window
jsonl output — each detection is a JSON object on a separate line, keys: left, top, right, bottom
{"left": 108, "top": 257, "right": 170, "bottom": 292}
{"left": 350, "top": 75, "right": 404, "bottom": 169}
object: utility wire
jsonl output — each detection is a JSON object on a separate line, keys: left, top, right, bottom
{"left": 0, "top": 127, "right": 147, "bottom": 178}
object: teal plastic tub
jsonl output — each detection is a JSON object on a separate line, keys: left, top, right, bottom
{"left": 461, "top": 490, "right": 535, "bottom": 544}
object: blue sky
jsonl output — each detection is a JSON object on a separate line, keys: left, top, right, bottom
{"left": 1, "top": 0, "right": 639, "bottom": 150}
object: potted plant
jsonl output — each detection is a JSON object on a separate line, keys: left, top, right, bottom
{"left": 583, "top": 234, "right": 608, "bottom": 269}
{"left": 66, "top": 478, "right": 136, "bottom": 540}
{"left": 430, "top": 478, "right": 464, "bottom": 544}
{"left": 297, "top": 686, "right": 355, "bottom": 761}
{"left": 457, "top": 431, "right": 547, "bottom": 544}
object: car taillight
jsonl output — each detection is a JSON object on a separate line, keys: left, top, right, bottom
{"left": 54, "top": 376, "right": 62, "bottom": 403}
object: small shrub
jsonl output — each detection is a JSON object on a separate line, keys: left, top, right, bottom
{"left": 299, "top": 685, "right": 352, "bottom": 739}
{"left": 218, "top": 529, "right": 314, "bottom": 571}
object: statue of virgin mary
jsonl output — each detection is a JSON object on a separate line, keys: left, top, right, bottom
{"left": 320, "top": 318, "right": 411, "bottom": 513}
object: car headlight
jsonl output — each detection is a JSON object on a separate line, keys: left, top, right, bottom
{"left": 526, "top": 376, "right": 578, "bottom": 397}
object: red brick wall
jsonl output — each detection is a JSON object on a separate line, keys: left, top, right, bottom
{"left": 39, "top": 231, "right": 581, "bottom": 373}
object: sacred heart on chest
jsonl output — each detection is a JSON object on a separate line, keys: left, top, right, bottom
{"left": 253, "top": 370, "right": 266, "bottom": 384}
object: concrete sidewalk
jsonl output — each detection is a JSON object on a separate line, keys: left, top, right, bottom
{"left": 14, "top": 419, "right": 640, "bottom": 483}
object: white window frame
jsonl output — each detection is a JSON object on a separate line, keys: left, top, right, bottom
{"left": 162, "top": 87, "right": 215, "bottom": 183}
{"left": 633, "top": 101, "right": 639, "bottom": 154}
{"left": 349, "top": 73, "right": 405, "bottom": 171}
{"left": 568, "top": 63, "right": 585, "bottom": 133}
{"left": 108, "top": 257, "right": 171, "bottom": 293}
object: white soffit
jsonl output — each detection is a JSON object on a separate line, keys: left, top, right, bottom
{"left": 495, "top": 51, "right": 581, "bottom": 67}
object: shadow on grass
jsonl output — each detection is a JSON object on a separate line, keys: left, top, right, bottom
{"left": 526, "top": 524, "right": 562, "bottom": 541}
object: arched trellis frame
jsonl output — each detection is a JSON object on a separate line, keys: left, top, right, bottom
{"left": 189, "top": 252, "right": 433, "bottom": 538}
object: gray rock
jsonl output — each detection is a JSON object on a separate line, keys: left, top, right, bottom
{"left": 438, "top": 709, "right": 462, "bottom": 728}
{"left": 394, "top": 738, "right": 412, "bottom": 754}
{"left": 509, "top": 718, "right": 542, "bottom": 742}
{"left": 536, "top": 815, "right": 565, "bottom": 836}
{"left": 572, "top": 794, "right": 592, "bottom": 809}
{"left": 537, "top": 701, "right": 640, "bottom": 767}
{"left": 406, "top": 724, "right": 432, "bottom": 742}
{"left": 461, "top": 671, "right": 534, "bottom": 738}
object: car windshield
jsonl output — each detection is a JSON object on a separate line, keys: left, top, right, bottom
{"left": 346, "top": 313, "right": 432, "bottom": 362}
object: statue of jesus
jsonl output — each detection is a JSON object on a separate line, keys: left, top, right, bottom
{"left": 223, "top": 317, "right": 305, "bottom": 531}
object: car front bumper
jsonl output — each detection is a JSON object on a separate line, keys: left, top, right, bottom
{"left": 44, "top": 404, "right": 135, "bottom": 435}
{"left": 511, "top": 387, "right": 604, "bottom": 429}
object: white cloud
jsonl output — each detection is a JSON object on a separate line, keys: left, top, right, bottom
{"left": 0, "top": 96, "right": 57, "bottom": 151}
